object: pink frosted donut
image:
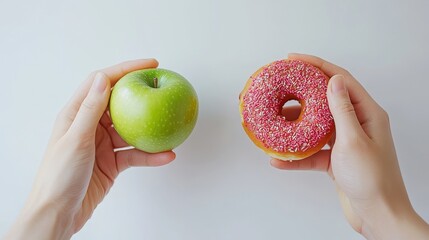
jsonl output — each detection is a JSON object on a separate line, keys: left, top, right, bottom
{"left": 239, "top": 59, "right": 334, "bottom": 160}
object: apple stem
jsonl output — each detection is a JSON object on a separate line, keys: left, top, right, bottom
{"left": 153, "top": 77, "right": 158, "bottom": 88}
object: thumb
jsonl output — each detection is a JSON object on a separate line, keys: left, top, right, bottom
{"left": 327, "top": 75, "right": 364, "bottom": 141}
{"left": 69, "top": 72, "right": 111, "bottom": 136}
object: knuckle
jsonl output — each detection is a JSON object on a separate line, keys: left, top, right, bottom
{"left": 81, "top": 99, "right": 97, "bottom": 111}
{"left": 337, "top": 101, "right": 355, "bottom": 115}
{"left": 88, "top": 70, "right": 107, "bottom": 82}
{"left": 89, "top": 70, "right": 105, "bottom": 78}
{"left": 340, "top": 133, "right": 366, "bottom": 150}
{"left": 343, "top": 69, "right": 352, "bottom": 77}
{"left": 66, "top": 131, "right": 95, "bottom": 150}
{"left": 56, "top": 102, "right": 79, "bottom": 123}
{"left": 88, "top": 71, "right": 98, "bottom": 80}
{"left": 117, "top": 63, "right": 129, "bottom": 77}
{"left": 382, "top": 108, "right": 390, "bottom": 122}
{"left": 56, "top": 107, "right": 70, "bottom": 123}
{"left": 376, "top": 107, "right": 390, "bottom": 124}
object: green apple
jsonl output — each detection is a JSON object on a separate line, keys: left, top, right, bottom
{"left": 109, "top": 68, "right": 198, "bottom": 153}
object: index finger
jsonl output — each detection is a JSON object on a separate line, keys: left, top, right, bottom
{"left": 270, "top": 150, "right": 331, "bottom": 172}
{"left": 288, "top": 53, "right": 386, "bottom": 141}
{"left": 288, "top": 53, "right": 350, "bottom": 78}
{"left": 52, "top": 59, "right": 158, "bottom": 141}
{"left": 71, "top": 58, "right": 159, "bottom": 108}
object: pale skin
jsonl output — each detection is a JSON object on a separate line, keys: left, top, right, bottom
{"left": 4, "top": 55, "right": 429, "bottom": 240}
{"left": 272, "top": 53, "right": 429, "bottom": 240}
{"left": 4, "top": 59, "right": 176, "bottom": 240}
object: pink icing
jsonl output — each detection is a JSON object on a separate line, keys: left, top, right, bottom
{"left": 242, "top": 60, "right": 334, "bottom": 153}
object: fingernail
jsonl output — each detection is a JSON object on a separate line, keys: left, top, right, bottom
{"left": 330, "top": 75, "right": 346, "bottom": 94}
{"left": 92, "top": 72, "right": 107, "bottom": 93}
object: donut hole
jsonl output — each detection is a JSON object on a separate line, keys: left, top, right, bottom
{"left": 281, "top": 99, "right": 302, "bottom": 121}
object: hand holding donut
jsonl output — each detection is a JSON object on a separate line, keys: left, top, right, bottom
{"left": 271, "top": 54, "right": 429, "bottom": 239}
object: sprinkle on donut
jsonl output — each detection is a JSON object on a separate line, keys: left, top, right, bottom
{"left": 239, "top": 59, "right": 334, "bottom": 160}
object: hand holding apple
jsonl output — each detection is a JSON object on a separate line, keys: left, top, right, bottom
{"left": 5, "top": 59, "right": 178, "bottom": 240}
{"left": 109, "top": 68, "right": 198, "bottom": 153}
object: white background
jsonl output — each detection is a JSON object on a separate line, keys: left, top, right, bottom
{"left": 1, "top": 0, "right": 428, "bottom": 239}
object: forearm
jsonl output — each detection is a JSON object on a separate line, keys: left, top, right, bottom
{"left": 4, "top": 201, "right": 73, "bottom": 240}
{"left": 362, "top": 204, "right": 429, "bottom": 240}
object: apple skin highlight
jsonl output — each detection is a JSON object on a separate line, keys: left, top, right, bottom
{"left": 109, "top": 68, "right": 198, "bottom": 153}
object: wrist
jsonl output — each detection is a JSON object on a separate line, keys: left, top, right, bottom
{"left": 5, "top": 199, "right": 74, "bottom": 240}
{"left": 362, "top": 200, "right": 429, "bottom": 240}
